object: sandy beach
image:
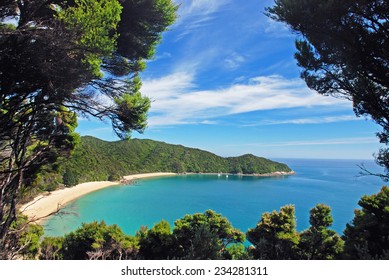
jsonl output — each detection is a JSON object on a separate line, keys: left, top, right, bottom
{"left": 20, "top": 172, "right": 176, "bottom": 223}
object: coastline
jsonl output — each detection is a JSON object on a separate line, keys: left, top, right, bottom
{"left": 19, "top": 172, "right": 176, "bottom": 224}
{"left": 180, "top": 171, "right": 296, "bottom": 177}
{"left": 251, "top": 171, "right": 296, "bottom": 177}
{"left": 19, "top": 170, "right": 294, "bottom": 224}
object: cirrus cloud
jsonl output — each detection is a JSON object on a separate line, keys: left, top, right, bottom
{"left": 141, "top": 73, "right": 351, "bottom": 127}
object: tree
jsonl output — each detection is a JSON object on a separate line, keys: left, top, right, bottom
{"left": 266, "top": 0, "right": 389, "bottom": 178}
{"left": 0, "top": 0, "right": 177, "bottom": 256}
{"left": 61, "top": 221, "right": 138, "bottom": 260}
{"left": 138, "top": 220, "right": 173, "bottom": 260}
{"left": 39, "top": 236, "right": 64, "bottom": 260}
{"left": 137, "top": 211, "right": 245, "bottom": 260}
{"left": 343, "top": 186, "right": 389, "bottom": 259}
{"left": 298, "top": 204, "right": 344, "bottom": 259}
{"left": 0, "top": 214, "right": 44, "bottom": 259}
{"left": 224, "top": 243, "right": 250, "bottom": 260}
{"left": 62, "top": 167, "right": 80, "bottom": 187}
{"left": 172, "top": 210, "right": 245, "bottom": 260}
{"left": 246, "top": 205, "right": 299, "bottom": 259}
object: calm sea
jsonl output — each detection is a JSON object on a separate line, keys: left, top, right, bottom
{"left": 44, "top": 159, "right": 385, "bottom": 237}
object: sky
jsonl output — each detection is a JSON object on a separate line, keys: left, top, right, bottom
{"left": 77, "top": 0, "right": 382, "bottom": 160}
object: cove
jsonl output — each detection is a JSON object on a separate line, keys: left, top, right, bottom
{"left": 43, "top": 159, "right": 384, "bottom": 237}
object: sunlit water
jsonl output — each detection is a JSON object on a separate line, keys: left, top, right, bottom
{"left": 44, "top": 159, "right": 385, "bottom": 237}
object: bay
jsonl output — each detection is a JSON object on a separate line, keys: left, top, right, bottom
{"left": 44, "top": 159, "right": 385, "bottom": 237}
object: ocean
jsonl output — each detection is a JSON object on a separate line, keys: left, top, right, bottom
{"left": 43, "top": 158, "right": 385, "bottom": 237}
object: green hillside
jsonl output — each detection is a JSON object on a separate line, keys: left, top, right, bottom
{"left": 62, "top": 136, "right": 292, "bottom": 185}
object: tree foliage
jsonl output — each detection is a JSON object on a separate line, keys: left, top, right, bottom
{"left": 61, "top": 221, "right": 138, "bottom": 260}
{"left": 343, "top": 186, "right": 389, "bottom": 259}
{"left": 247, "top": 205, "right": 300, "bottom": 259}
{"left": 266, "top": 0, "right": 389, "bottom": 178}
{"left": 137, "top": 210, "right": 247, "bottom": 260}
{"left": 172, "top": 210, "right": 245, "bottom": 260}
{"left": 39, "top": 236, "right": 64, "bottom": 260}
{"left": 37, "top": 210, "right": 245, "bottom": 260}
{"left": 247, "top": 204, "right": 344, "bottom": 260}
{"left": 0, "top": 214, "right": 44, "bottom": 259}
{"left": 57, "top": 0, "right": 123, "bottom": 78}
{"left": 137, "top": 220, "right": 173, "bottom": 260}
{"left": 137, "top": 210, "right": 246, "bottom": 260}
{"left": 0, "top": 0, "right": 177, "bottom": 256}
{"left": 298, "top": 204, "right": 344, "bottom": 259}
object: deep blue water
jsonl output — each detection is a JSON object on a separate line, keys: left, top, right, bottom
{"left": 44, "top": 159, "right": 385, "bottom": 237}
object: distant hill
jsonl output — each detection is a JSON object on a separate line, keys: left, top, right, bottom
{"left": 61, "top": 136, "right": 292, "bottom": 185}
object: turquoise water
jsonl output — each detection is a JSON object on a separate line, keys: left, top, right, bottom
{"left": 44, "top": 159, "right": 385, "bottom": 237}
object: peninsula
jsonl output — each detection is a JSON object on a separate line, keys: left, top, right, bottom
{"left": 61, "top": 136, "right": 293, "bottom": 186}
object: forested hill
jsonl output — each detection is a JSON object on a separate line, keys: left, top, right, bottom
{"left": 61, "top": 136, "right": 292, "bottom": 185}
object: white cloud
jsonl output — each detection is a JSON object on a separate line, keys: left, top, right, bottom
{"left": 174, "top": 0, "right": 231, "bottom": 39}
{"left": 149, "top": 52, "right": 172, "bottom": 62}
{"left": 141, "top": 73, "right": 350, "bottom": 127}
{"left": 142, "top": 72, "right": 195, "bottom": 100}
{"left": 243, "top": 115, "right": 361, "bottom": 126}
{"left": 173, "top": 47, "right": 221, "bottom": 73}
{"left": 225, "top": 137, "right": 378, "bottom": 148}
{"left": 200, "top": 120, "right": 219, "bottom": 125}
{"left": 263, "top": 17, "right": 293, "bottom": 38}
{"left": 178, "top": 0, "right": 231, "bottom": 20}
{"left": 224, "top": 53, "right": 246, "bottom": 70}
{"left": 232, "top": 76, "right": 247, "bottom": 83}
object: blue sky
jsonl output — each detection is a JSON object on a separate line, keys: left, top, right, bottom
{"left": 78, "top": 0, "right": 382, "bottom": 160}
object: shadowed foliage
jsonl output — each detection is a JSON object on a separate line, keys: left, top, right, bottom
{"left": 343, "top": 186, "right": 389, "bottom": 259}
{"left": 0, "top": 0, "right": 177, "bottom": 257}
{"left": 266, "top": 0, "right": 389, "bottom": 179}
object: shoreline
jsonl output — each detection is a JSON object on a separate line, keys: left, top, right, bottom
{"left": 19, "top": 172, "right": 176, "bottom": 224}
{"left": 19, "top": 170, "right": 294, "bottom": 224}
{"left": 250, "top": 171, "right": 296, "bottom": 177}
{"left": 180, "top": 171, "right": 296, "bottom": 177}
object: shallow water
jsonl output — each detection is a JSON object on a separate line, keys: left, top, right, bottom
{"left": 44, "top": 159, "right": 385, "bottom": 237}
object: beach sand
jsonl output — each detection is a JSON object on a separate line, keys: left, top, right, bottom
{"left": 20, "top": 172, "right": 176, "bottom": 223}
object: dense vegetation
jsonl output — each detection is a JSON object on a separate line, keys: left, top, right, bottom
{"left": 12, "top": 187, "right": 389, "bottom": 260}
{"left": 0, "top": 0, "right": 177, "bottom": 254}
{"left": 266, "top": 0, "right": 389, "bottom": 179}
{"left": 61, "top": 136, "right": 292, "bottom": 185}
